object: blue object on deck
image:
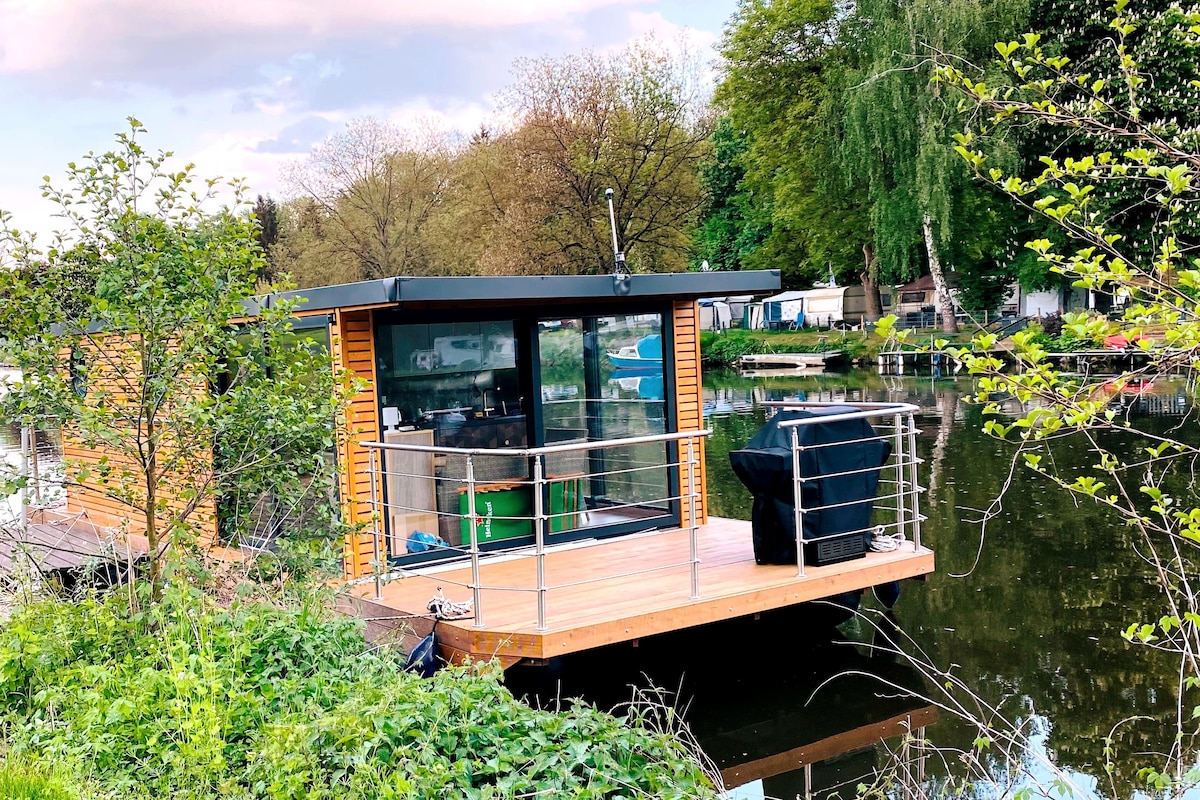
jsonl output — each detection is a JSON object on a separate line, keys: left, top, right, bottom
{"left": 406, "top": 530, "right": 448, "bottom": 554}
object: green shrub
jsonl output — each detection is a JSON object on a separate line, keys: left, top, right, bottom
{"left": 0, "top": 761, "right": 78, "bottom": 800}
{"left": 701, "top": 331, "right": 768, "bottom": 366}
{"left": 0, "top": 588, "right": 715, "bottom": 800}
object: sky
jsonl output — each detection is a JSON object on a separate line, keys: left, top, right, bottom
{"left": 0, "top": 0, "right": 736, "bottom": 241}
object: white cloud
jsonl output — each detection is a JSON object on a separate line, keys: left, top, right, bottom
{"left": 0, "top": 0, "right": 648, "bottom": 75}
{"left": 626, "top": 10, "right": 719, "bottom": 51}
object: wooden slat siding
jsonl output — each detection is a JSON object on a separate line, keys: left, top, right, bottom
{"left": 61, "top": 335, "right": 218, "bottom": 546}
{"left": 672, "top": 300, "right": 707, "bottom": 528}
{"left": 334, "top": 309, "right": 383, "bottom": 578}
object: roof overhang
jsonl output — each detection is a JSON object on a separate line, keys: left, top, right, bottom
{"left": 258, "top": 271, "right": 781, "bottom": 315}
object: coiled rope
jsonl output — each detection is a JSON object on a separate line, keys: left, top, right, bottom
{"left": 427, "top": 587, "right": 474, "bottom": 619}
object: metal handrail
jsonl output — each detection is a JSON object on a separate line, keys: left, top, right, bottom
{"left": 359, "top": 401, "right": 924, "bottom": 626}
{"left": 362, "top": 428, "right": 709, "bottom": 631}
{"left": 766, "top": 401, "right": 923, "bottom": 577}
{"left": 364, "top": 428, "right": 711, "bottom": 458}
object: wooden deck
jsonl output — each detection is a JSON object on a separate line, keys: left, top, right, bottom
{"left": 345, "top": 516, "right": 934, "bottom": 667}
{"left": 0, "top": 509, "right": 146, "bottom": 576}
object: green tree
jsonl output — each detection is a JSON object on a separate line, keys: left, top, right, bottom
{"left": 252, "top": 193, "right": 280, "bottom": 284}
{"left": 716, "top": 0, "right": 876, "bottom": 296}
{"left": 271, "top": 196, "right": 361, "bottom": 288}
{"left": 693, "top": 117, "right": 765, "bottom": 272}
{"left": 282, "top": 117, "right": 458, "bottom": 280}
{"left": 499, "top": 37, "right": 712, "bottom": 274}
{"left": 838, "top": 0, "right": 1031, "bottom": 331}
{"left": 0, "top": 121, "right": 351, "bottom": 600}
{"left": 875, "top": 3, "right": 1200, "bottom": 794}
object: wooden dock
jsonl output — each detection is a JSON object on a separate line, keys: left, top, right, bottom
{"left": 344, "top": 516, "right": 934, "bottom": 668}
{"left": 737, "top": 352, "right": 844, "bottom": 370}
{"left": 0, "top": 509, "right": 146, "bottom": 583}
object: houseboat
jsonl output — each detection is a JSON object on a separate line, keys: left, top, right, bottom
{"left": 56, "top": 270, "right": 934, "bottom": 668}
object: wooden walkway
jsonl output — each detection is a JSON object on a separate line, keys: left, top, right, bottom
{"left": 0, "top": 509, "right": 146, "bottom": 578}
{"left": 737, "top": 352, "right": 844, "bottom": 370}
{"left": 345, "top": 516, "right": 934, "bottom": 667}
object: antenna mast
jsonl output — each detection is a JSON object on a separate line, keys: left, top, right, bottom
{"left": 605, "top": 188, "right": 629, "bottom": 277}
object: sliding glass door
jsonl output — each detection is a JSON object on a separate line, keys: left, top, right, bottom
{"left": 374, "top": 308, "right": 676, "bottom": 564}
{"left": 536, "top": 313, "right": 672, "bottom": 537}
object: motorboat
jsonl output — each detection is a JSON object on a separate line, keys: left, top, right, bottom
{"left": 606, "top": 334, "right": 663, "bottom": 369}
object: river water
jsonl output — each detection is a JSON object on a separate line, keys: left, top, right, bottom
{"left": 2, "top": 368, "right": 1195, "bottom": 798}
{"left": 507, "top": 369, "right": 1200, "bottom": 799}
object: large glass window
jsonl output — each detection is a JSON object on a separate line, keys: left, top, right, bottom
{"left": 375, "top": 320, "right": 527, "bottom": 558}
{"left": 376, "top": 320, "right": 520, "bottom": 429}
{"left": 374, "top": 310, "right": 674, "bottom": 564}
{"left": 537, "top": 313, "right": 669, "bottom": 532}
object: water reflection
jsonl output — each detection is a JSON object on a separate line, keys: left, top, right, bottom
{"left": 506, "top": 606, "right": 937, "bottom": 799}
{"left": 521, "top": 370, "right": 1200, "bottom": 797}
{"left": 2, "top": 367, "right": 1197, "bottom": 797}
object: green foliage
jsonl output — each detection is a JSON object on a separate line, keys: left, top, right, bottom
{"left": 716, "top": 0, "right": 872, "bottom": 289}
{"left": 715, "top": 0, "right": 1030, "bottom": 313}
{"left": 0, "top": 589, "right": 714, "bottom": 800}
{"left": 0, "top": 121, "right": 354, "bottom": 595}
{"left": 910, "top": 2, "right": 1200, "bottom": 794}
{"left": 692, "top": 118, "right": 765, "bottom": 271}
{"left": 700, "top": 331, "right": 770, "bottom": 366}
{"left": 700, "top": 329, "right": 875, "bottom": 367}
{"left": 0, "top": 762, "right": 79, "bottom": 800}
{"left": 839, "top": 0, "right": 1030, "bottom": 281}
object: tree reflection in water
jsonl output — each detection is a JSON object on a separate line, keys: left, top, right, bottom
{"left": 512, "top": 370, "right": 1196, "bottom": 798}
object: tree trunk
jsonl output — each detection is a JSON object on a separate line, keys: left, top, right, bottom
{"left": 145, "top": 429, "right": 163, "bottom": 603}
{"left": 861, "top": 243, "right": 884, "bottom": 322}
{"left": 922, "top": 215, "right": 959, "bottom": 334}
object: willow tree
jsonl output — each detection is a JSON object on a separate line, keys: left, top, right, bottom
{"left": 716, "top": 0, "right": 878, "bottom": 298}
{"left": 839, "top": 0, "right": 1030, "bottom": 331}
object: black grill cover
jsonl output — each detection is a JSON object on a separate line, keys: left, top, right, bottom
{"left": 729, "top": 407, "right": 892, "bottom": 565}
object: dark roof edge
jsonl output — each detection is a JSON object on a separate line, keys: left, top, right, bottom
{"left": 395, "top": 271, "right": 779, "bottom": 303}
{"left": 245, "top": 271, "right": 780, "bottom": 315}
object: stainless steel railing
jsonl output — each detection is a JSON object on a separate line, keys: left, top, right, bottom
{"left": 356, "top": 401, "right": 924, "bottom": 627}
{"left": 762, "top": 401, "right": 924, "bottom": 577}
{"left": 360, "top": 429, "right": 710, "bottom": 631}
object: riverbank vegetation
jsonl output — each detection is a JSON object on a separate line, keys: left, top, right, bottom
{"left": 0, "top": 585, "right": 714, "bottom": 800}
{"left": 870, "top": 2, "right": 1200, "bottom": 797}
{"left": 700, "top": 328, "right": 876, "bottom": 367}
{"left": 0, "top": 128, "right": 719, "bottom": 799}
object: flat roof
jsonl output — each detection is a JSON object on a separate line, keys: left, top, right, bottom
{"left": 264, "top": 271, "right": 780, "bottom": 314}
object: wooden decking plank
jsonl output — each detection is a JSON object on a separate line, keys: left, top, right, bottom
{"left": 350, "top": 517, "right": 933, "bottom": 664}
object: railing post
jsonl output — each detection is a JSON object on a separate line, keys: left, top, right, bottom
{"left": 533, "top": 454, "right": 547, "bottom": 632}
{"left": 907, "top": 412, "right": 922, "bottom": 551}
{"left": 368, "top": 448, "right": 383, "bottom": 600}
{"left": 791, "top": 425, "right": 806, "bottom": 577}
{"left": 687, "top": 435, "right": 699, "bottom": 599}
{"left": 893, "top": 413, "right": 907, "bottom": 544}
{"left": 465, "top": 455, "right": 484, "bottom": 628}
